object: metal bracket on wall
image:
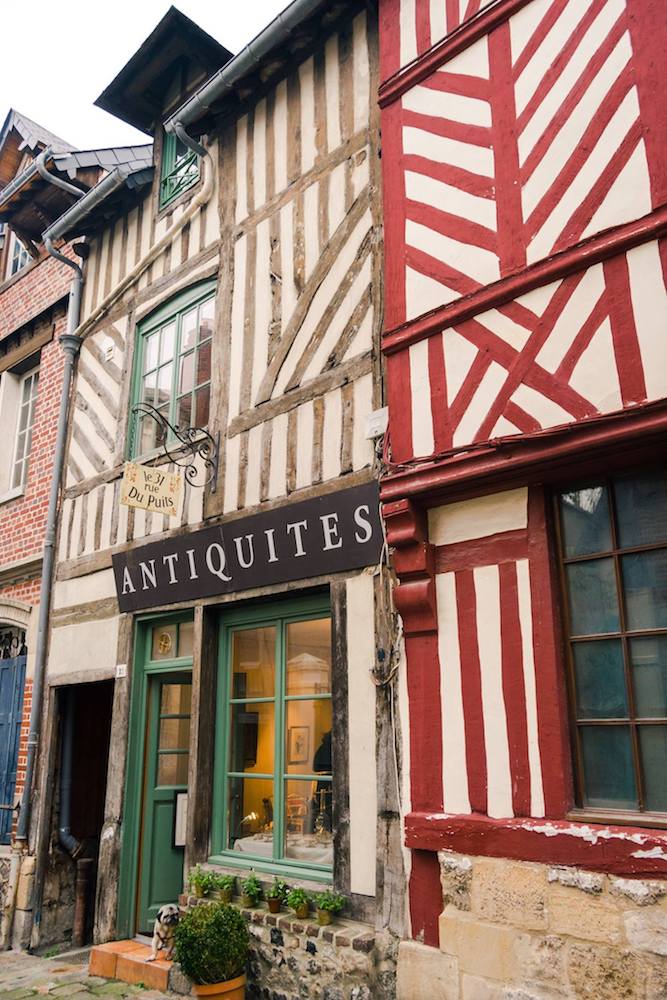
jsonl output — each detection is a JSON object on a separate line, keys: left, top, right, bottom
{"left": 131, "top": 402, "right": 219, "bottom": 492}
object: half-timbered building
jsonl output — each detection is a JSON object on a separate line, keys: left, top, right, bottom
{"left": 378, "top": 1, "right": 667, "bottom": 996}
{"left": 21, "top": 4, "right": 407, "bottom": 994}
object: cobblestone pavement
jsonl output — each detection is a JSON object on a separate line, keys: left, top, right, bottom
{"left": 0, "top": 951, "right": 177, "bottom": 999}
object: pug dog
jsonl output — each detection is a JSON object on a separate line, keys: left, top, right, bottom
{"left": 146, "top": 903, "right": 180, "bottom": 962}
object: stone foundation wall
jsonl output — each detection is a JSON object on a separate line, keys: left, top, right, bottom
{"left": 397, "top": 852, "right": 667, "bottom": 1000}
{"left": 177, "top": 896, "right": 397, "bottom": 1000}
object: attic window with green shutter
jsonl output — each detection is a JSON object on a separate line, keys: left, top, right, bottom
{"left": 160, "top": 129, "right": 199, "bottom": 209}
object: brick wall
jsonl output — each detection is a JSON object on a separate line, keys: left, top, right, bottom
{"left": 12, "top": 676, "right": 32, "bottom": 837}
{"left": 0, "top": 312, "right": 66, "bottom": 570}
{"left": 0, "top": 245, "right": 74, "bottom": 342}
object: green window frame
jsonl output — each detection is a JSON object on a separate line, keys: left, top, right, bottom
{"left": 129, "top": 280, "right": 215, "bottom": 458}
{"left": 211, "top": 595, "right": 334, "bottom": 882}
{"left": 160, "top": 130, "right": 199, "bottom": 209}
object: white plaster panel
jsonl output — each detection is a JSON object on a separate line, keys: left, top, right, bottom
{"left": 48, "top": 616, "right": 119, "bottom": 677}
{"left": 428, "top": 487, "right": 528, "bottom": 545}
{"left": 346, "top": 572, "right": 377, "bottom": 897}
{"left": 53, "top": 569, "right": 117, "bottom": 610}
{"left": 436, "top": 572, "right": 470, "bottom": 815}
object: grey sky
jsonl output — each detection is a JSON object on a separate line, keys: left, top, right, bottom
{"left": 2, "top": 1, "right": 291, "bottom": 150}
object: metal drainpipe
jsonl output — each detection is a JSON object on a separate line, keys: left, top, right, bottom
{"left": 14, "top": 243, "right": 83, "bottom": 847}
{"left": 58, "top": 687, "right": 82, "bottom": 858}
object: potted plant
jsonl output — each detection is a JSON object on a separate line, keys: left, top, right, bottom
{"left": 266, "top": 877, "right": 289, "bottom": 914}
{"left": 286, "top": 886, "right": 310, "bottom": 920}
{"left": 189, "top": 865, "right": 215, "bottom": 899}
{"left": 174, "top": 901, "right": 248, "bottom": 999}
{"left": 215, "top": 874, "right": 236, "bottom": 904}
{"left": 313, "top": 890, "right": 346, "bottom": 926}
{"left": 240, "top": 870, "right": 262, "bottom": 908}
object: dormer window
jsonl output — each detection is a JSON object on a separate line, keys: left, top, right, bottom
{"left": 159, "top": 130, "right": 199, "bottom": 209}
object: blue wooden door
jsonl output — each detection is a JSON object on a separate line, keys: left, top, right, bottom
{"left": 0, "top": 655, "right": 26, "bottom": 844}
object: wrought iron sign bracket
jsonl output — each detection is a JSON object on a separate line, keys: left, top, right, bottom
{"left": 132, "top": 403, "right": 219, "bottom": 492}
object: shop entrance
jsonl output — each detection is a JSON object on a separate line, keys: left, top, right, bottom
{"left": 119, "top": 614, "right": 194, "bottom": 937}
{"left": 136, "top": 673, "right": 191, "bottom": 932}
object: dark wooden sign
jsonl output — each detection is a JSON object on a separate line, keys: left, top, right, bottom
{"left": 112, "top": 481, "right": 382, "bottom": 613}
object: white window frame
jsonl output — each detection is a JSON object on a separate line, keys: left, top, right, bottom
{"left": 9, "top": 366, "right": 39, "bottom": 493}
{"left": 5, "top": 231, "right": 30, "bottom": 279}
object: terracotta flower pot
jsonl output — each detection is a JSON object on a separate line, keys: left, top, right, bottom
{"left": 268, "top": 897, "right": 281, "bottom": 913}
{"left": 316, "top": 909, "right": 332, "bottom": 926}
{"left": 293, "top": 903, "right": 309, "bottom": 920}
{"left": 192, "top": 974, "right": 246, "bottom": 1000}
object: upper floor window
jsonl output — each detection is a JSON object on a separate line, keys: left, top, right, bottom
{"left": 6, "top": 231, "right": 30, "bottom": 279}
{"left": 10, "top": 368, "right": 39, "bottom": 491}
{"left": 557, "top": 470, "right": 667, "bottom": 820}
{"left": 159, "top": 130, "right": 199, "bottom": 209}
{"left": 130, "top": 282, "right": 214, "bottom": 457}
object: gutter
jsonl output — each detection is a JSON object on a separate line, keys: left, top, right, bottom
{"left": 164, "top": 0, "right": 325, "bottom": 133}
{"left": 42, "top": 162, "right": 152, "bottom": 242}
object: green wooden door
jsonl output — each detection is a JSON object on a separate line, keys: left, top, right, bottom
{"left": 136, "top": 674, "right": 191, "bottom": 933}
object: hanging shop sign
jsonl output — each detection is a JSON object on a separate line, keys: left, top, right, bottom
{"left": 119, "top": 462, "right": 183, "bottom": 517}
{"left": 112, "top": 480, "right": 383, "bottom": 613}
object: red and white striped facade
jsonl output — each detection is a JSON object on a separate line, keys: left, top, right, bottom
{"left": 379, "top": 0, "right": 667, "bottom": 946}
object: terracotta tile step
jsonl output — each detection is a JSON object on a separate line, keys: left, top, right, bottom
{"left": 89, "top": 939, "right": 172, "bottom": 990}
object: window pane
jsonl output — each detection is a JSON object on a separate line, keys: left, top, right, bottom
{"left": 152, "top": 624, "right": 177, "bottom": 660}
{"left": 285, "top": 700, "right": 332, "bottom": 776}
{"left": 178, "top": 621, "right": 194, "bottom": 658}
{"left": 580, "top": 725, "right": 637, "bottom": 809}
{"left": 284, "top": 778, "right": 333, "bottom": 866}
{"left": 622, "top": 551, "right": 667, "bottom": 631}
{"left": 11, "top": 461, "right": 24, "bottom": 490}
{"left": 157, "top": 752, "right": 189, "bottom": 786}
{"left": 156, "top": 364, "right": 173, "bottom": 410}
{"left": 227, "top": 776, "right": 274, "bottom": 851}
{"left": 638, "top": 726, "right": 667, "bottom": 812}
{"left": 161, "top": 683, "right": 191, "bottom": 715}
{"left": 630, "top": 636, "right": 667, "bottom": 717}
{"left": 230, "top": 702, "right": 274, "bottom": 775}
{"left": 182, "top": 309, "right": 198, "bottom": 351}
{"left": 196, "top": 339, "right": 211, "bottom": 385}
{"left": 139, "top": 415, "right": 157, "bottom": 454}
{"left": 159, "top": 716, "right": 191, "bottom": 751}
{"left": 286, "top": 618, "right": 332, "bottom": 695}
{"left": 142, "top": 370, "right": 156, "bottom": 406}
{"left": 194, "top": 385, "right": 210, "bottom": 427}
{"left": 566, "top": 559, "right": 620, "bottom": 635}
{"left": 572, "top": 640, "right": 627, "bottom": 719}
{"left": 559, "top": 487, "right": 611, "bottom": 557}
{"left": 18, "top": 402, "right": 30, "bottom": 432}
{"left": 614, "top": 471, "right": 667, "bottom": 549}
{"left": 231, "top": 627, "right": 275, "bottom": 699}
{"left": 144, "top": 333, "right": 159, "bottom": 372}
{"left": 160, "top": 322, "right": 176, "bottom": 363}
{"left": 199, "top": 299, "right": 214, "bottom": 341}
{"left": 176, "top": 394, "right": 192, "bottom": 428}
{"left": 179, "top": 351, "right": 195, "bottom": 395}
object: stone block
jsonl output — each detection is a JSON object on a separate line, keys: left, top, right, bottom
{"left": 513, "top": 933, "right": 568, "bottom": 995}
{"left": 610, "top": 879, "right": 667, "bottom": 907}
{"left": 438, "top": 851, "right": 472, "bottom": 912}
{"left": 168, "top": 962, "right": 193, "bottom": 995}
{"left": 547, "top": 868, "right": 604, "bottom": 894}
{"left": 439, "top": 907, "right": 524, "bottom": 982}
{"left": 624, "top": 910, "right": 667, "bottom": 956}
{"left": 548, "top": 886, "right": 623, "bottom": 944}
{"left": 396, "top": 940, "right": 459, "bottom": 1000}
{"left": 566, "top": 942, "right": 639, "bottom": 999}
{"left": 643, "top": 953, "right": 667, "bottom": 1000}
{"left": 471, "top": 858, "right": 547, "bottom": 931}
{"left": 461, "top": 974, "right": 503, "bottom": 999}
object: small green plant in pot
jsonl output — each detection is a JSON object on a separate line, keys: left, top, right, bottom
{"left": 175, "top": 901, "right": 248, "bottom": 999}
{"left": 314, "top": 890, "right": 346, "bottom": 926}
{"left": 214, "top": 873, "right": 236, "bottom": 903}
{"left": 240, "top": 870, "right": 262, "bottom": 908}
{"left": 189, "top": 864, "right": 215, "bottom": 899}
{"left": 266, "top": 877, "right": 289, "bottom": 914}
{"left": 286, "top": 886, "right": 310, "bottom": 920}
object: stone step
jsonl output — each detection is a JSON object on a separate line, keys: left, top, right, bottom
{"left": 88, "top": 939, "right": 173, "bottom": 991}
